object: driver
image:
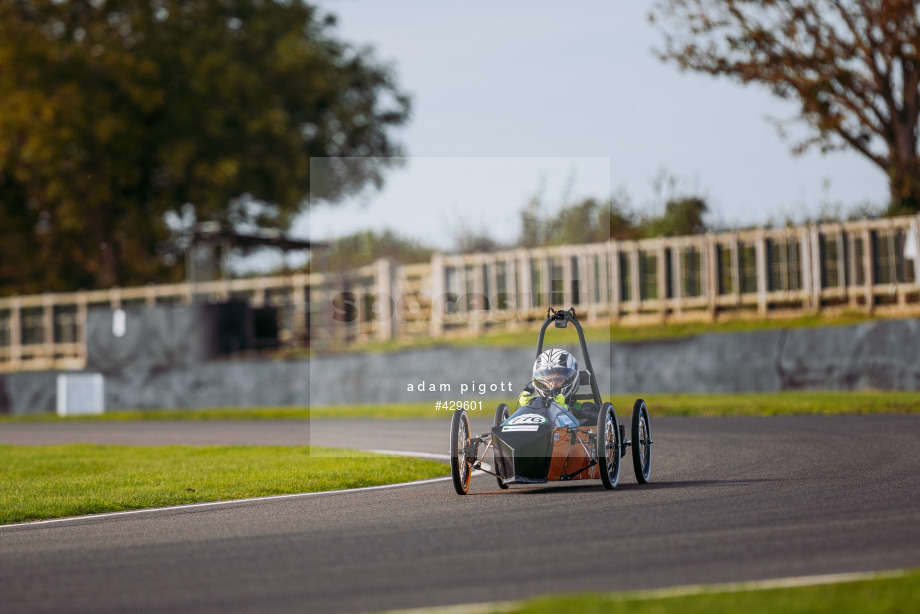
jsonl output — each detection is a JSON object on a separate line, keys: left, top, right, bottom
{"left": 518, "top": 348, "right": 579, "bottom": 408}
{"left": 518, "top": 349, "right": 597, "bottom": 424}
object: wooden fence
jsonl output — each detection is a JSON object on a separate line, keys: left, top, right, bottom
{"left": 2, "top": 214, "right": 920, "bottom": 370}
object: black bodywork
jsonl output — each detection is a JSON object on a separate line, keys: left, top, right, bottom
{"left": 450, "top": 306, "right": 652, "bottom": 494}
{"left": 491, "top": 397, "right": 581, "bottom": 483}
{"left": 491, "top": 308, "right": 601, "bottom": 485}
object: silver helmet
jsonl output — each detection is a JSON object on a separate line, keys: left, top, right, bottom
{"left": 532, "top": 348, "right": 578, "bottom": 399}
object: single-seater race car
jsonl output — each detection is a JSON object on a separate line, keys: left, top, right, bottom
{"left": 449, "top": 307, "right": 652, "bottom": 495}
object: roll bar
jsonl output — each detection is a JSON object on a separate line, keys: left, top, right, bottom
{"left": 535, "top": 307, "right": 602, "bottom": 407}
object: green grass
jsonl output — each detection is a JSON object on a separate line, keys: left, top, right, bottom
{"left": 0, "top": 406, "right": 316, "bottom": 422}
{"left": 615, "top": 390, "right": 920, "bottom": 417}
{"left": 309, "top": 309, "right": 884, "bottom": 355}
{"left": 503, "top": 570, "right": 920, "bottom": 614}
{"left": 313, "top": 391, "right": 920, "bottom": 418}
{"left": 0, "top": 444, "right": 448, "bottom": 525}
{"left": 3, "top": 390, "right": 919, "bottom": 423}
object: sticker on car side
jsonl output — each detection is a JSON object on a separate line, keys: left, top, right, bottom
{"left": 506, "top": 413, "right": 547, "bottom": 425}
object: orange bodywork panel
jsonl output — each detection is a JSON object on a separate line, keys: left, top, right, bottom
{"left": 546, "top": 426, "right": 599, "bottom": 481}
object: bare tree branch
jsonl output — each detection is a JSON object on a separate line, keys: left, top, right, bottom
{"left": 653, "top": 0, "right": 920, "bottom": 211}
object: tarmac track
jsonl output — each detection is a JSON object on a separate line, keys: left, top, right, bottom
{"left": 1, "top": 414, "right": 919, "bottom": 613}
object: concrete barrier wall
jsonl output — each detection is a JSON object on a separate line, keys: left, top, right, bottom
{"left": 3, "top": 318, "right": 920, "bottom": 414}
{"left": 779, "top": 319, "right": 920, "bottom": 390}
{"left": 0, "top": 371, "right": 62, "bottom": 415}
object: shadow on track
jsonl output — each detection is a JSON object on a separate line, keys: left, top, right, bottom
{"left": 460, "top": 477, "right": 782, "bottom": 496}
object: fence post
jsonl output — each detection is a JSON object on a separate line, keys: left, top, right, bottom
{"left": 847, "top": 230, "right": 858, "bottom": 309}
{"left": 541, "top": 253, "right": 551, "bottom": 309}
{"left": 291, "top": 273, "right": 308, "bottom": 343}
{"left": 77, "top": 290, "right": 88, "bottom": 364}
{"left": 562, "top": 249, "right": 573, "bottom": 307}
{"left": 656, "top": 240, "right": 667, "bottom": 320}
{"left": 318, "top": 272, "right": 337, "bottom": 350}
{"left": 800, "top": 226, "right": 812, "bottom": 309}
{"left": 578, "top": 252, "right": 593, "bottom": 319}
{"left": 218, "top": 278, "right": 231, "bottom": 303}
{"left": 42, "top": 294, "right": 55, "bottom": 366}
{"left": 10, "top": 297, "right": 21, "bottom": 368}
{"left": 729, "top": 233, "right": 740, "bottom": 306}
{"left": 488, "top": 256, "right": 499, "bottom": 313}
{"left": 610, "top": 241, "right": 620, "bottom": 320}
{"left": 429, "top": 253, "right": 445, "bottom": 337}
{"left": 252, "top": 279, "right": 266, "bottom": 308}
{"left": 912, "top": 215, "right": 920, "bottom": 287}
{"left": 809, "top": 224, "right": 822, "bottom": 311}
{"left": 672, "top": 240, "right": 683, "bottom": 318}
{"left": 862, "top": 223, "right": 874, "bottom": 313}
{"left": 518, "top": 249, "right": 532, "bottom": 319}
{"left": 457, "top": 258, "right": 469, "bottom": 318}
{"left": 470, "top": 257, "right": 485, "bottom": 335}
{"left": 836, "top": 226, "right": 846, "bottom": 295}
{"left": 503, "top": 253, "right": 516, "bottom": 315}
{"left": 629, "top": 243, "right": 640, "bottom": 311}
{"left": 375, "top": 259, "right": 396, "bottom": 341}
{"left": 898, "top": 222, "right": 908, "bottom": 308}
{"left": 755, "top": 229, "right": 767, "bottom": 316}
{"left": 705, "top": 232, "right": 718, "bottom": 319}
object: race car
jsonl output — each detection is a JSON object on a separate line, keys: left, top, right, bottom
{"left": 449, "top": 307, "right": 652, "bottom": 494}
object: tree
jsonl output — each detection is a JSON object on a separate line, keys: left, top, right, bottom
{"left": 515, "top": 191, "right": 643, "bottom": 248}
{"left": 450, "top": 222, "right": 505, "bottom": 254}
{"left": 607, "top": 195, "right": 641, "bottom": 240}
{"left": 314, "top": 229, "right": 433, "bottom": 272}
{"left": 640, "top": 197, "right": 708, "bottom": 238}
{"left": 544, "top": 198, "right": 633, "bottom": 245}
{"left": 519, "top": 196, "right": 545, "bottom": 249}
{"left": 0, "top": 0, "right": 410, "bottom": 295}
{"left": 652, "top": 0, "right": 920, "bottom": 213}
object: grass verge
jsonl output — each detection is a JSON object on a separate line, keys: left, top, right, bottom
{"left": 0, "top": 444, "right": 448, "bottom": 525}
{"left": 3, "top": 391, "right": 919, "bottom": 423}
{"left": 312, "top": 310, "right": 885, "bottom": 355}
{"left": 312, "top": 391, "right": 920, "bottom": 418}
{"left": 502, "top": 569, "right": 920, "bottom": 614}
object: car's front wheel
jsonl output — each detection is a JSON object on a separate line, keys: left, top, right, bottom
{"left": 597, "top": 402, "right": 621, "bottom": 490}
{"left": 493, "top": 403, "right": 510, "bottom": 489}
{"left": 450, "top": 409, "right": 472, "bottom": 495}
{"left": 631, "top": 398, "right": 652, "bottom": 484}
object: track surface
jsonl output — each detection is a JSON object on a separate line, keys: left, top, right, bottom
{"left": 2, "top": 415, "right": 920, "bottom": 613}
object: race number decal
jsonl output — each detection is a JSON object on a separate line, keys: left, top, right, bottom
{"left": 507, "top": 413, "right": 546, "bottom": 424}
{"left": 502, "top": 413, "right": 546, "bottom": 432}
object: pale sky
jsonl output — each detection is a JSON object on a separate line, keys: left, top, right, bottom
{"left": 291, "top": 0, "right": 888, "bottom": 254}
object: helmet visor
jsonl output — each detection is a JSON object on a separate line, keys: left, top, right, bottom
{"left": 533, "top": 365, "right": 576, "bottom": 395}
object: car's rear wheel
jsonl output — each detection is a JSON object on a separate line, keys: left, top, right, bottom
{"left": 493, "top": 403, "right": 510, "bottom": 489}
{"left": 597, "top": 402, "right": 620, "bottom": 490}
{"left": 450, "top": 409, "right": 473, "bottom": 495}
{"left": 631, "top": 398, "right": 652, "bottom": 484}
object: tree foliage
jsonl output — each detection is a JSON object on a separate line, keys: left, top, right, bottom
{"left": 652, "top": 0, "right": 920, "bottom": 213}
{"left": 519, "top": 195, "right": 640, "bottom": 248}
{"left": 514, "top": 192, "right": 707, "bottom": 250}
{"left": 450, "top": 224, "right": 505, "bottom": 254}
{"left": 314, "top": 229, "right": 434, "bottom": 273}
{"left": 308, "top": 191, "right": 710, "bottom": 271}
{"left": 0, "top": 0, "right": 410, "bottom": 295}
{"left": 545, "top": 198, "right": 635, "bottom": 245}
{"left": 639, "top": 196, "right": 708, "bottom": 238}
